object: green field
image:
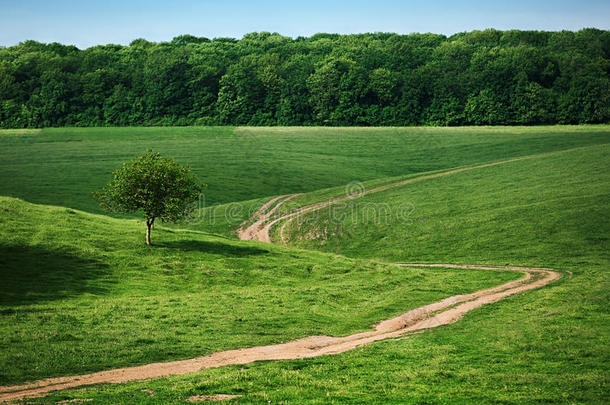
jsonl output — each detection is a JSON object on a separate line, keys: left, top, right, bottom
{"left": 1, "top": 126, "right": 609, "bottom": 211}
{"left": 0, "top": 126, "right": 609, "bottom": 403}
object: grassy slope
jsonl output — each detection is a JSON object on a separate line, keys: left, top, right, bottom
{"left": 1, "top": 126, "right": 609, "bottom": 214}
{"left": 0, "top": 197, "right": 517, "bottom": 385}
{"left": 283, "top": 144, "right": 610, "bottom": 265}
{"left": 30, "top": 142, "right": 610, "bottom": 404}
{"left": 1, "top": 126, "right": 608, "bottom": 403}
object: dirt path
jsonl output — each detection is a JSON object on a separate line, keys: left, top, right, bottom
{"left": 0, "top": 264, "right": 561, "bottom": 402}
{"left": 237, "top": 194, "right": 302, "bottom": 242}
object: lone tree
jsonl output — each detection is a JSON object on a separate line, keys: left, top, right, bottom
{"left": 95, "top": 151, "right": 203, "bottom": 245}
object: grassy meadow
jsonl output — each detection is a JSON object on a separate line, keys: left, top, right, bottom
{"left": 1, "top": 126, "right": 609, "bottom": 212}
{"left": 0, "top": 125, "right": 608, "bottom": 403}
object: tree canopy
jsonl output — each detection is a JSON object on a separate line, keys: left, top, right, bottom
{"left": 1, "top": 29, "right": 609, "bottom": 128}
{"left": 95, "top": 151, "right": 203, "bottom": 245}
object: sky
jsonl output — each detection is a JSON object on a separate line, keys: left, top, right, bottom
{"left": 1, "top": 0, "right": 609, "bottom": 49}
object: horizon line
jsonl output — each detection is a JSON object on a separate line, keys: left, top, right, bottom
{"left": 2, "top": 27, "right": 608, "bottom": 50}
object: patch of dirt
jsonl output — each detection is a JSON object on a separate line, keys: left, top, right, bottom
{"left": 187, "top": 394, "right": 241, "bottom": 402}
{"left": 141, "top": 388, "right": 155, "bottom": 397}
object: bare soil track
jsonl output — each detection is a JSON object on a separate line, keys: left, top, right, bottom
{"left": 0, "top": 264, "right": 560, "bottom": 402}
{"left": 0, "top": 156, "right": 567, "bottom": 402}
{"left": 238, "top": 194, "right": 302, "bottom": 242}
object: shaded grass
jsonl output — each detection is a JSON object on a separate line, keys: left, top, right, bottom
{"left": 0, "top": 244, "right": 110, "bottom": 305}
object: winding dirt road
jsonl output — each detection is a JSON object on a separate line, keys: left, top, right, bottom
{"left": 0, "top": 157, "right": 566, "bottom": 402}
{"left": 0, "top": 264, "right": 560, "bottom": 402}
{"left": 238, "top": 194, "right": 302, "bottom": 242}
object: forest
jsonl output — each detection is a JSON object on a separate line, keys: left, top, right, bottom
{"left": 0, "top": 29, "right": 609, "bottom": 128}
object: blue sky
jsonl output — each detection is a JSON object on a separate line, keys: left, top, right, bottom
{"left": 1, "top": 0, "right": 609, "bottom": 49}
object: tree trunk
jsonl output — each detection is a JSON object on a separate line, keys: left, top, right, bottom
{"left": 145, "top": 218, "right": 155, "bottom": 246}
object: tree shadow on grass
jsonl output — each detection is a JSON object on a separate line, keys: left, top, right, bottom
{"left": 158, "top": 240, "right": 269, "bottom": 257}
{"left": 0, "top": 244, "right": 110, "bottom": 306}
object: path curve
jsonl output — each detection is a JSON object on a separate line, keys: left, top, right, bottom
{"left": 238, "top": 194, "right": 302, "bottom": 242}
{"left": 0, "top": 264, "right": 561, "bottom": 402}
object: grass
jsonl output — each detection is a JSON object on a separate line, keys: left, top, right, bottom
{"left": 0, "top": 126, "right": 608, "bottom": 403}
{"left": 1, "top": 125, "right": 609, "bottom": 215}
{"left": 281, "top": 144, "right": 610, "bottom": 265}
{"left": 0, "top": 196, "right": 517, "bottom": 385}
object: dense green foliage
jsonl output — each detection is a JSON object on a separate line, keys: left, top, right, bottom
{"left": 1, "top": 29, "right": 609, "bottom": 128}
{"left": 95, "top": 151, "right": 203, "bottom": 244}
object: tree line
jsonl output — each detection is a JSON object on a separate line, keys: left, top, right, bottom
{"left": 1, "top": 29, "right": 609, "bottom": 128}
